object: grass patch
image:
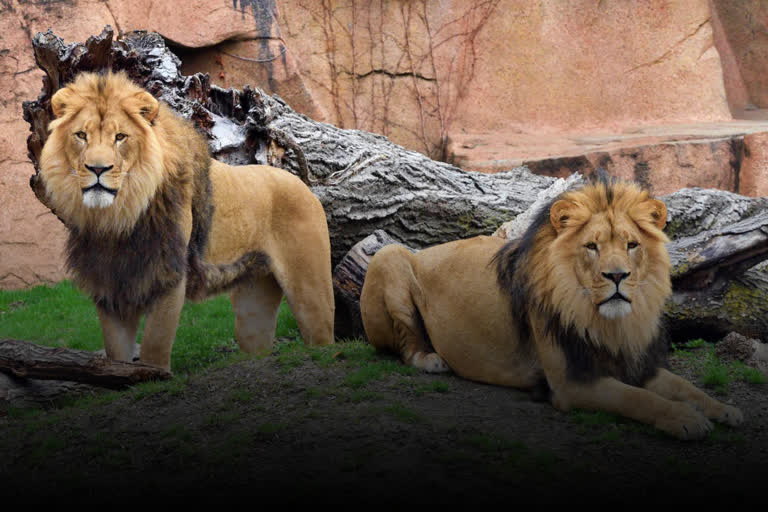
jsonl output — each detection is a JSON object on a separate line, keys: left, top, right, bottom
{"left": 275, "top": 340, "right": 308, "bottom": 371}
{"left": 414, "top": 380, "right": 451, "bottom": 394}
{"left": 706, "top": 423, "right": 746, "bottom": 444}
{"left": 344, "top": 357, "right": 419, "bottom": 389}
{"left": 129, "top": 375, "right": 190, "bottom": 402}
{"left": 700, "top": 351, "right": 731, "bottom": 393}
{"left": 0, "top": 282, "right": 102, "bottom": 351}
{"left": 569, "top": 409, "right": 621, "bottom": 427}
{"left": 671, "top": 338, "right": 708, "bottom": 352}
{"left": 732, "top": 361, "right": 766, "bottom": 385}
{"left": 256, "top": 422, "right": 285, "bottom": 435}
{"left": 0, "top": 281, "right": 299, "bottom": 375}
{"left": 672, "top": 338, "right": 767, "bottom": 392}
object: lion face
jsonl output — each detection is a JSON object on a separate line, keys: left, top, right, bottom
{"left": 39, "top": 72, "right": 164, "bottom": 234}
{"left": 57, "top": 105, "right": 146, "bottom": 209}
{"left": 567, "top": 211, "right": 652, "bottom": 319}
{"left": 541, "top": 182, "right": 671, "bottom": 332}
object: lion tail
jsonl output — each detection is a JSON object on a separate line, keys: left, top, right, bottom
{"left": 186, "top": 251, "right": 272, "bottom": 301}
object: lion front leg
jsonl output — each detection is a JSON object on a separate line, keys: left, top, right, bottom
{"left": 550, "top": 376, "right": 715, "bottom": 440}
{"left": 139, "top": 278, "right": 186, "bottom": 371}
{"left": 644, "top": 368, "right": 744, "bottom": 426}
{"left": 97, "top": 307, "right": 140, "bottom": 363}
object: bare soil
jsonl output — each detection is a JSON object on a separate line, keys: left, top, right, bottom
{"left": 1, "top": 343, "right": 766, "bottom": 505}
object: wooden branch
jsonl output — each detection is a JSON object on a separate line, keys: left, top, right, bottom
{"left": 669, "top": 211, "right": 768, "bottom": 289}
{"left": 0, "top": 372, "right": 99, "bottom": 407}
{"left": 0, "top": 339, "right": 172, "bottom": 390}
{"left": 333, "top": 230, "right": 400, "bottom": 339}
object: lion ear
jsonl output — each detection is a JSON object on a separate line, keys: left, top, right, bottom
{"left": 124, "top": 91, "right": 159, "bottom": 123}
{"left": 50, "top": 87, "right": 80, "bottom": 118}
{"left": 632, "top": 198, "right": 667, "bottom": 230}
{"left": 550, "top": 200, "right": 575, "bottom": 232}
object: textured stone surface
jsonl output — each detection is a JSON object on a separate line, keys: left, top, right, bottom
{"left": 447, "top": 120, "right": 768, "bottom": 196}
{"left": 450, "top": 0, "right": 730, "bottom": 135}
{"left": 711, "top": 0, "right": 768, "bottom": 109}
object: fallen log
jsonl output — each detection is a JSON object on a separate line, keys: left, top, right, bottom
{"left": 0, "top": 372, "right": 100, "bottom": 408}
{"left": 0, "top": 339, "right": 172, "bottom": 390}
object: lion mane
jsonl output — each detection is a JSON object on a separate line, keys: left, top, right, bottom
{"left": 361, "top": 178, "right": 743, "bottom": 439}
{"left": 37, "top": 72, "right": 335, "bottom": 370}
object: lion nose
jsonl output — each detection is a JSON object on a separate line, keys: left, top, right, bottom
{"left": 84, "top": 164, "right": 113, "bottom": 176}
{"left": 602, "top": 272, "right": 630, "bottom": 285}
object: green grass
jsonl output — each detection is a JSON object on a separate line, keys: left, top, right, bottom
{"left": 671, "top": 338, "right": 708, "bottom": 352}
{"left": 732, "top": 361, "right": 767, "bottom": 385}
{"left": 700, "top": 351, "right": 731, "bottom": 393}
{"left": 0, "top": 282, "right": 103, "bottom": 351}
{"left": 672, "top": 338, "right": 767, "bottom": 393}
{"left": 569, "top": 409, "right": 621, "bottom": 427}
{"left": 344, "top": 360, "right": 418, "bottom": 389}
{"left": 414, "top": 380, "right": 451, "bottom": 394}
{"left": 0, "top": 281, "right": 300, "bottom": 375}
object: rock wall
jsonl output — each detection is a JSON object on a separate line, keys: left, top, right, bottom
{"left": 2, "top": 0, "right": 768, "bottom": 289}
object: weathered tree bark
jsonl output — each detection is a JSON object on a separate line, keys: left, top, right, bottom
{"left": 332, "top": 230, "right": 401, "bottom": 338}
{"left": 0, "top": 339, "right": 172, "bottom": 390}
{"left": 665, "top": 211, "right": 768, "bottom": 341}
{"left": 0, "top": 371, "right": 99, "bottom": 407}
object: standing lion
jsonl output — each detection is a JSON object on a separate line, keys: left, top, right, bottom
{"left": 36, "top": 72, "right": 335, "bottom": 371}
{"left": 361, "top": 179, "right": 743, "bottom": 439}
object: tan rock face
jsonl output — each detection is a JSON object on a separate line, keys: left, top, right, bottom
{"left": 3, "top": 0, "right": 768, "bottom": 289}
{"left": 453, "top": 0, "right": 731, "bottom": 135}
{"left": 447, "top": 120, "right": 768, "bottom": 197}
{"left": 712, "top": 0, "right": 768, "bottom": 109}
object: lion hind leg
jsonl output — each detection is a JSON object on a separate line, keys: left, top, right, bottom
{"left": 268, "top": 251, "right": 335, "bottom": 348}
{"left": 230, "top": 275, "right": 284, "bottom": 354}
{"left": 361, "top": 245, "right": 449, "bottom": 374}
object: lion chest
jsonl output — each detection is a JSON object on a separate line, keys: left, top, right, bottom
{"left": 66, "top": 199, "right": 189, "bottom": 317}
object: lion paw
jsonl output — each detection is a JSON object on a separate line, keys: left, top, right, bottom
{"left": 421, "top": 353, "right": 451, "bottom": 373}
{"left": 656, "top": 405, "right": 713, "bottom": 440}
{"left": 713, "top": 404, "right": 744, "bottom": 427}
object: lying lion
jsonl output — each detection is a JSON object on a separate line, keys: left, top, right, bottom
{"left": 37, "top": 72, "right": 335, "bottom": 370}
{"left": 361, "top": 180, "right": 743, "bottom": 439}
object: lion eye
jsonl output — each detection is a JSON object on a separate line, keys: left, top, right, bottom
{"left": 75, "top": 131, "right": 87, "bottom": 141}
{"left": 585, "top": 242, "right": 598, "bottom": 251}
{"left": 628, "top": 241, "right": 639, "bottom": 250}
{"left": 115, "top": 133, "right": 127, "bottom": 142}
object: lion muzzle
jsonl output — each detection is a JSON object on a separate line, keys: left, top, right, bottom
{"left": 82, "top": 182, "right": 117, "bottom": 209}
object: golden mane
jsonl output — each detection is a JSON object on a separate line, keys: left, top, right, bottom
{"left": 497, "top": 180, "right": 672, "bottom": 364}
